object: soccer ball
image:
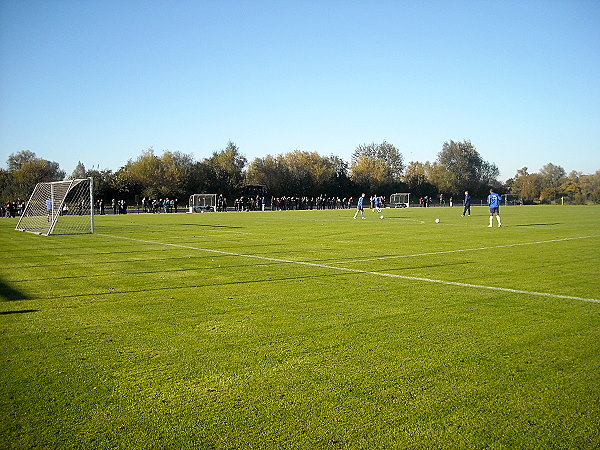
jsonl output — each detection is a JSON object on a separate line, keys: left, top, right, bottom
{"left": 380, "top": 215, "right": 384, "bottom": 219}
{"left": 435, "top": 218, "right": 440, "bottom": 223}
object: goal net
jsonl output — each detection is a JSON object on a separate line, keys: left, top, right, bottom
{"left": 16, "top": 178, "right": 94, "bottom": 236}
{"left": 189, "top": 194, "right": 217, "bottom": 212}
{"left": 503, "top": 194, "right": 522, "bottom": 206}
{"left": 390, "top": 193, "right": 410, "bottom": 208}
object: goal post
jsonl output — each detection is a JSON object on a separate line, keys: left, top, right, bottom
{"left": 390, "top": 193, "right": 410, "bottom": 208}
{"left": 188, "top": 194, "right": 217, "bottom": 212}
{"left": 503, "top": 194, "right": 522, "bottom": 206}
{"left": 16, "top": 178, "right": 94, "bottom": 236}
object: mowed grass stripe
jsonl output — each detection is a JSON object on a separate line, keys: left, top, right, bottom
{"left": 2, "top": 206, "right": 599, "bottom": 448}
{"left": 98, "top": 232, "right": 600, "bottom": 304}
{"left": 332, "top": 234, "right": 600, "bottom": 264}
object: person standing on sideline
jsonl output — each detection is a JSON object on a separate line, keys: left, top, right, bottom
{"left": 354, "top": 193, "right": 366, "bottom": 219}
{"left": 461, "top": 191, "right": 471, "bottom": 216}
{"left": 487, "top": 188, "right": 503, "bottom": 227}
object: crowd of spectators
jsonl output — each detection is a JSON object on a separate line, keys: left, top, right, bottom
{"left": 418, "top": 196, "right": 432, "bottom": 207}
{"left": 141, "top": 197, "right": 179, "bottom": 214}
{"left": 233, "top": 195, "right": 361, "bottom": 211}
{"left": 90, "top": 197, "right": 181, "bottom": 215}
{"left": 109, "top": 199, "right": 128, "bottom": 215}
{"left": 3, "top": 193, "right": 389, "bottom": 218}
{"left": 272, "top": 195, "right": 355, "bottom": 211}
{"left": 1, "top": 200, "right": 25, "bottom": 218}
{"left": 2, "top": 191, "right": 479, "bottom": 219}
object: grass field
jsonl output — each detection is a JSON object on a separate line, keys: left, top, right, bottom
{"left": 1, "top": 205, "right": 599, "bottom": 448}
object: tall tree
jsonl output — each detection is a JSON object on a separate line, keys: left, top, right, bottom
{"left": 2, "top": 151, "right": 65, "bottom": 200}
{"left": 404, "top": 161, "right": 427, "bottom": 189}
{"left": 247, "top": 151, "right": 342, "bottom": 197}
{"left": 403, "top": 161, "right": 438, "bottom": 199}
{"left": 71, "top": 161, "right": 86, "bottom": 179}
{"left": 436, "top": 140, "right": 499, "bottom": 197}
{"left": 246, "top": 154, "right": 289, "bottom": 195}
{"left": 161, "top": 151, "right": 194, "bottom": 198}
{"left": 118, "top": 148, "right": 195, "bottom": 199}
{"left": 323, "top": 154, "right": 352, "bottom": 196}
{"left": 85, "top": 169, "right": 117, "bottom": 202}
{"left": 350, "top": 156, "right": 391, "bottom": 193}
{"left": 352, "top": 141, "right": 404, "bottom": 181}
{"left": 10, "top": 159, "right": 66, "bottom": 199}
{"left": 0, "top": 168, "right": 11, "bottom": 201}
{"left": 425, "top": 161, "right": 453, "bottom": 196}
{"left": 560, "top": 171, "right": 582, "bottom": 203}
{"left": 284, "top": 151, "right": 336, "bottom": 196}
{"left": 539, "top": 163, "right": 566, "bottom": 189}
{"left": 118, "top": 149, "right": 164, "bottom": 198}
{"left": 7, "top": 150, "right": 37, "bottom": 171}
{"left": 580, "top": 170, "right": 600, "bottom": 203}
{"left": 511, "top": 167, "right": 541, "bottom": 203}
{"left": 201, "top": 141, "right": 247, "bottom": 198}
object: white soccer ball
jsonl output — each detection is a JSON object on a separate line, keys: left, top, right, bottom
{"left": 380, "top": 215, "right": 384, "bottom": 219}
{"left": 435, "top": 218, "right": 440, "bottom": 223}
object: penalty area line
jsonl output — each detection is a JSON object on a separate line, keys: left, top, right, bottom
{"left": 97, "top": 233, "right": 600, "bottom": 304}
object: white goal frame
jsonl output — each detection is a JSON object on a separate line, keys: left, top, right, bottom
{"left": 390, "top": 193, "right": 410, "bottom": 208}
{"left": 16, "top": 178, "right": 94, "bottom": 236}
{"left": 503, "top": 194, "right": 522, "bottom": 206}
{"left": 189, "top": 194, "right": 217, "bottom": 212}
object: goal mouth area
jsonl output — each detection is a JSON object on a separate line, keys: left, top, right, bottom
{"left": 15, "top": 178, "right": 94, "bottom": 236}
{"left": 15, "top": 229, "right": 45, "bottom": 236}
{"left": 390, "top": 193, "right": 410, "bottom": 208}
{"left": 16, "top": 229, "right": 93, "bottom": 236}
{"left": 188, "top": 194, "right": 217, "bottom": 213}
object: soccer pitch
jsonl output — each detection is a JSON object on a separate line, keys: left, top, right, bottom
{"left": 1, "top": 205, "right": 599, "bottom": 448}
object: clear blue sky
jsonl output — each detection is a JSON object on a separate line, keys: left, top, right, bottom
{"left": 1, "top": 0, "right": 599, "bottom": 181}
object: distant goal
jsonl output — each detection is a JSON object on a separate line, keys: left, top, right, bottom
{"left": 189, "top": 194, "right": 216, "bottom": 212}
{"left": 16, "top": 178, "right": 94, "bottom": 236}
{"left": 390, "top": 193, "right": 410, "bottom": 208}
{"left": 503, "top": 194, "right": 522, "bottom": 206}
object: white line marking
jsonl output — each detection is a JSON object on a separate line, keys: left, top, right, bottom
{"left": 97, "top": 233, "right": 600, "bottom": 304}
{"left": 332, "top": 235, "right": 600, "bottom": 264}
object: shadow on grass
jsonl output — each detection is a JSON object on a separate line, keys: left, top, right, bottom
{"left": 16, "top": 261, "right": 281, "bottom": 282}
{"left": 2, "top": 253, "right": 250, "bottom": 270}
{"left": 40, "top": 272, "right": 352, "bottom": 300}
{"left": 513, "top": 223, "right": 561, "bottom": 227}
{"left": 0, "top": 310, "right": 39, "bottom": 315}
{"left": 105, "top": 223, "right": 243, "bottom": 230}
{"left": 0, "top": 278, "right": 32, "bottom": 301}
{"left": 180, "top": 224, "right": 243, "bottom": 229}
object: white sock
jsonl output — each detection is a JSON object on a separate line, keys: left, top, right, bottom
{"left": 496, "top": 215, "right": 501, "bottom": 225}
{"left": 489, "top": 216, "right": 493, "bottom": 226}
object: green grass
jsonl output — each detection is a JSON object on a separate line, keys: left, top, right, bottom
{"left": 1, "top": 205, "right": 599, "bottom": 448}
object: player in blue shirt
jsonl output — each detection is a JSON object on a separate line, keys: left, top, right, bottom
{"left": 353, "top": 193, "right": 366, "bottom": 219}
{"left": 374, "top": 195, "right": 382, "bottom": 213}
{"left": 487, "top": 188, "right": 502, "bottom": 227}
{"left": 46, "top": 198, "right": 52, "bottom": 222}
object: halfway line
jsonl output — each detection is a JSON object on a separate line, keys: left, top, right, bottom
{"left": 97, "top": 233, "right": 600, "bottom": 304}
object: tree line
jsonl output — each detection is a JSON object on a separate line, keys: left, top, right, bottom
{"left": 1, "top": 141, "right": 599, "bottom": 205}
